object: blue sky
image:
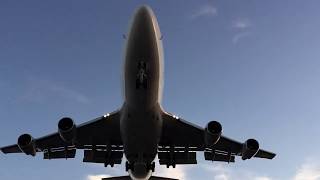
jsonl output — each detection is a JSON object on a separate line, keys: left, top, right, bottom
{"left": 1, "top": 0, "right": 320, "bottom": 179}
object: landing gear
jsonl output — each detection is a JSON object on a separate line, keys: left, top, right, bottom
{"left": 125, "top": 161, "right": 155, "bottom": 172}
{"left": 105, "top": 162, "right": 114, "bottom": 167}
{"left": 147, "top": 162, "right": 155, "bottom": 172}
{"left": 165, "top": 163, "right": 176, "bottom": 168}
{"left": 136, "top": 78, "right": 147, "bottom": 89}
{"left": 136, "top": 61, "right": 147, "bottom": 89}
{"left": 125, "top": 161, "right": 134, "bottom": 172}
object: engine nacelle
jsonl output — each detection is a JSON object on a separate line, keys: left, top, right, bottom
{"left": 58, "top": 117, "right": 77, "bottom": 143}
{"left": 204, "top": 121, "right": 222, "bottom": 146}
{"left": 17, "top": 134, "right": 36, "bottom": 156}
{"left": 242, "top": 139, "right": 259, "bottom": 160}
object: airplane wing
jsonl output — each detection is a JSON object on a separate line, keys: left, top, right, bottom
{"left": 1, "top": 110, "right": 123, "bottom": 166}
{"left": 158, "top": 112, "right": 275, "bottom": 166}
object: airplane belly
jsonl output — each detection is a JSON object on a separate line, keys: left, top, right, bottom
{"left": 120, "top": 105, "right": 162, "bottom": 164}
{"left": 120, "top": 5, "right": 165, "bottom": 179}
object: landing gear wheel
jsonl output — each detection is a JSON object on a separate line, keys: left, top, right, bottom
{"left": 147, "top": 162, "right": 155, "bottom": 172}
{"left": 125, "top": 161, "right": 130, "bottom": 171}
{"left": 151, "top": 162, "right": 155, "bottom": 172}
{"left": 125, "top": 161, "right": 134, "bottom": 172}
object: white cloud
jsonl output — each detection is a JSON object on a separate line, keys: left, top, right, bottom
{"left": 153, "top": 164, "right": 187, "bottom": 179}
{"left": 141, "top": 156, "right": 187, "bottom": 179}
{"left": 87, "top": 174, "right": 111, "bottom": 180}
{"left": 85, "top": 165, "right": 186, "bottom": 180}
{"left": 20, "top": 76, "right": 90, "bottom": 104}
{"left": 231, "top": 18, "right": 252, "bottom": 44}
{"left": 214, "top": 174, "right": 229, "bottom": 180}
{"left": 232, "top": 32, "right": 251, "bottom": 44}
{"left": 293, "top": 159, "right": 320, "bottom": 180}
{"left": 192, "top": 5, "right": 217, "bottom": 19}
{"left": 50, "top": 83, "right": 89, "bottom": 103}
{"left": 255, "top": 177, "right": 272, "bottom": 180}
{"left": 202, "top": 164, "right": 273, "bottom": 180}
{"left": 232, "top": 18, "right": 251, "bottom": 30}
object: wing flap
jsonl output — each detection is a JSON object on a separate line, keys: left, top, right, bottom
{"left": 83, "top": 149, "right": 123, "bottom": 164}
{"left": 43, "top": 148, "right": 76, "bottom": 159}
{"left": 158, "top": 151, "right": 197, "bottom": 165}
{"left": 204, "top": 151, "right": 235, "bottom": 163}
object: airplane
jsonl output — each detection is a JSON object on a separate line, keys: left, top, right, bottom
{"left": 0, "top": 5, "right": 276, "bottom": 180}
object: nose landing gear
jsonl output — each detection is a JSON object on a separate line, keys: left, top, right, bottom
{"left": 136, "top": 61, "right": 147, "bottom": 89}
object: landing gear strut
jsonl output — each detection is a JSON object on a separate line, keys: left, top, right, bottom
{"left": 125, "top": 161, "right": 134, "bottom": 172}
{"left": 148, "top": 162, "right": 155, "bottom": 172}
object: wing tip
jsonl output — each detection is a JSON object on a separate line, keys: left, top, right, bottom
{"left": 0, "top": 144, "right": 22, "bottom": 154}
{"left": 0, "top": 148, "right": 9, "bottom": 154}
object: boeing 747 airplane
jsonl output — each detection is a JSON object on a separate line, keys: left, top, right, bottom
{"left": 0, "top": 5, "right": 275, "bottom": 180}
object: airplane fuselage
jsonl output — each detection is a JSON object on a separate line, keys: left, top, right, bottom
{"left": 120, "top": 6, "right": 164, "bottom": 179}
{"left": 0, "top": 5, "right": 276, "bottom": 180}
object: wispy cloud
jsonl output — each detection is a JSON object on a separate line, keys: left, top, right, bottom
{"left": 19, "top": 76, "right": 90, "bottom": 104}
{"left": 86, "top": 174, "right": 111, "bottom": 180}
{"left": 231, "top": 18, "right": 252, "bottom": 44}
{"left": 232, "top": 32, "right": 251, "bottom": 44}
{"left": 203, "top": 164, "right": 273, "bottom": 180}
{"left": 293, "top": 158, "right": 320, "bottom": 180}
{"left": 232, "top": 18, "right": 252, "bottom": 30}
{"left": 192, "top": 4, "right": 217, "bottom": 19}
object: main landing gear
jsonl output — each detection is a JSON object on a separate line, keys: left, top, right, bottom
{"left": 125, "top": 161, "right": 155, "bottom": 172}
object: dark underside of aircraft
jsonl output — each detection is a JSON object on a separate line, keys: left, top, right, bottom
{"left": 0, "top": 5, "right": 275, "bottom": 180}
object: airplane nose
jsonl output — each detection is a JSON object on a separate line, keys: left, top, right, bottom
{"left": 134, "top": 5, "right": 153, "bottom": 22}
{"left": 130, "top": 5, "right": 155, "bottom": 34}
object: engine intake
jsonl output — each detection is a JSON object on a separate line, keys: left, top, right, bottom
{"left": 242, "top": 139, "right": 259, "bottom": 160}
{"left": 17, "top": 134, "right": 36, "bottom": 156}
{"left": 58, "top": 117, "right": 77, "bottom": 143}
{"left": 204, "top": 121, "right": 222, "bottom": 146}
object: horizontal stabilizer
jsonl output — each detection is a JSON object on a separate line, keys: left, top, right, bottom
{"left": 102, "top": 176, "right": 178, "bottom": 180}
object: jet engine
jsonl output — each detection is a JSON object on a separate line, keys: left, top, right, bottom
{"left": 58, "top": 117, "right": 77, "bottom": 143}
{"left": 17, "top": 134, "right": 36, "bottom": 156}
{"left": 204, "top": 121, "right": 222, "bottom": 146}
{"left": 242, "top": 139, "right": 259, "bottom": 160}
